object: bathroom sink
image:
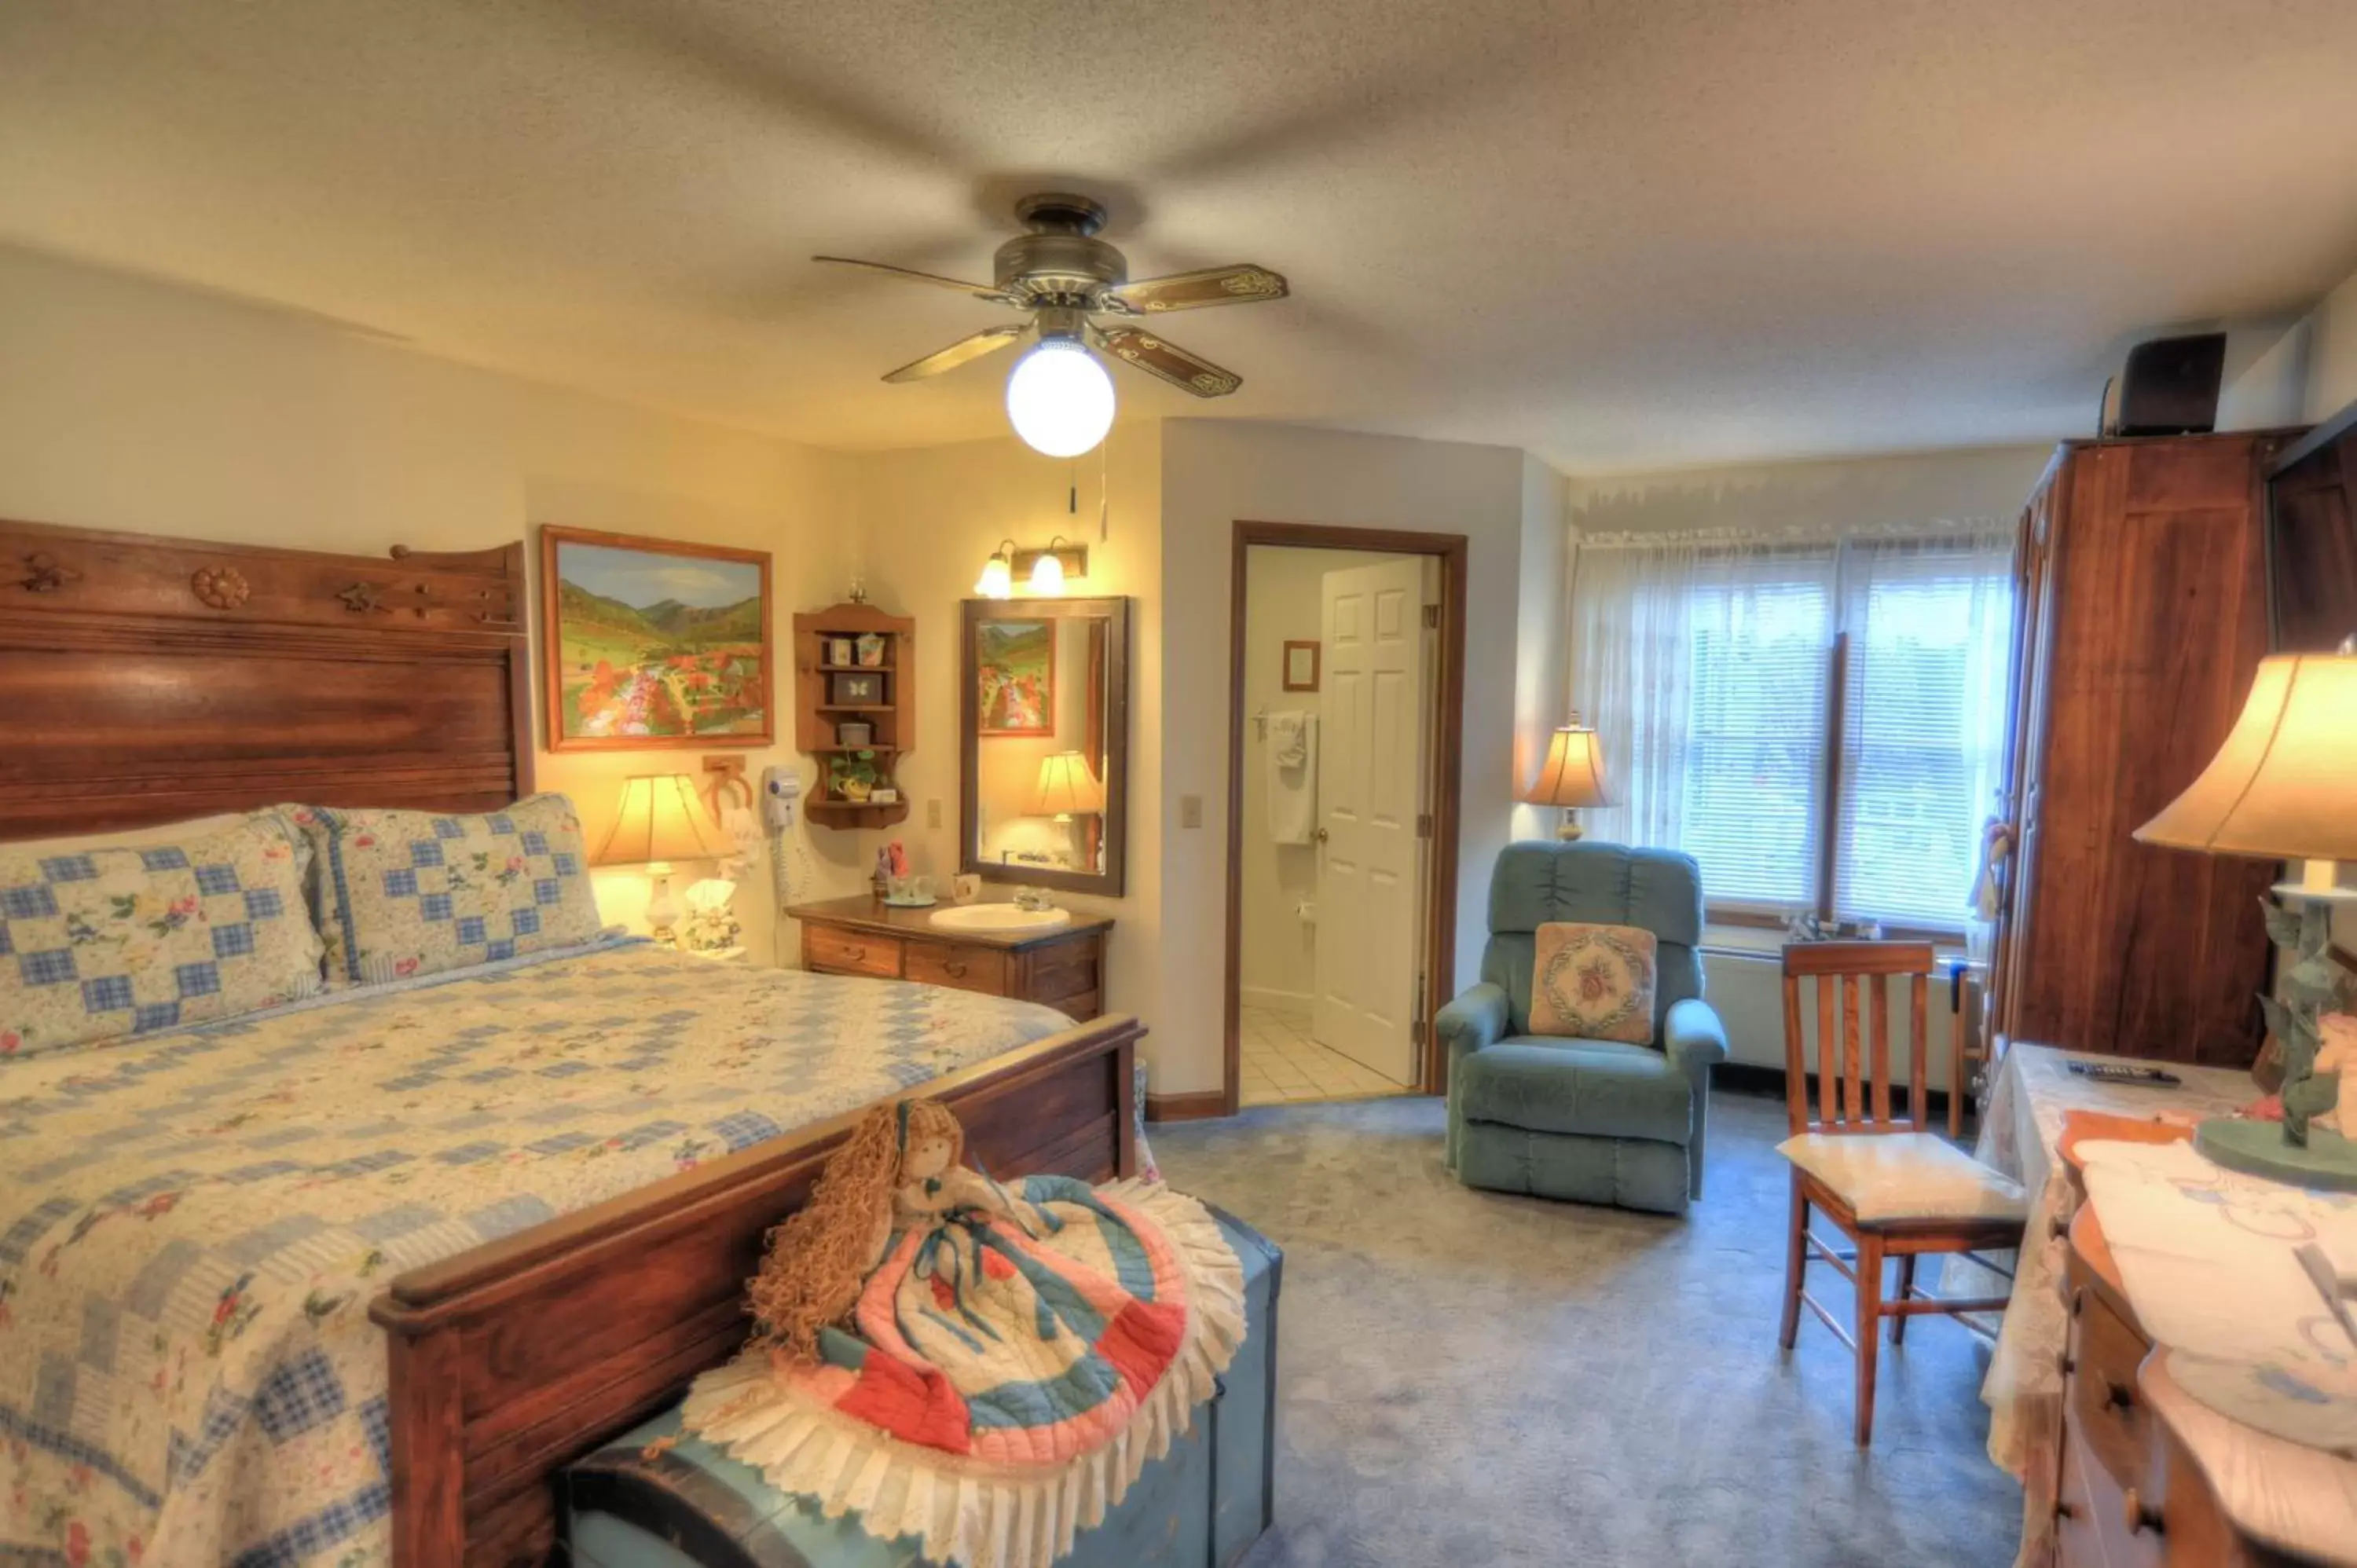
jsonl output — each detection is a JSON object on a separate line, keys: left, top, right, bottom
{"left": 928, "top": 904, "right": 1072, "bottom": 935}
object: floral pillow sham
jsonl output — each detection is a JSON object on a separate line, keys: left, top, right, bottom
{"left": 289, "top": 793, "right": 604, "bottom": 987}
{"left": 0, "top": 811, "right": 323, "bottom": 1058}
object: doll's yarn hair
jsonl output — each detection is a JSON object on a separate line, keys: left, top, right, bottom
{"left": 743, "top": 1098, "right": 963, "bottom": 1360}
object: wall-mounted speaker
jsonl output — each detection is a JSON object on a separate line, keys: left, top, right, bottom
{"left": 2115, "top": 332, "right": 2226, "bottom": 438}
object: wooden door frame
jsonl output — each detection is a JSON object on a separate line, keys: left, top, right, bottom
{"left": 1217, "top": 520, "right": 1469, "bottom": 1116}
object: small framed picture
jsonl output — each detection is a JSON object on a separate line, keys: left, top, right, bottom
{"left": 831, "top": 671, "right": 883, "bottom": 706}
{"left": 1282, "top": 639, "right": 1321, "bottom": 692}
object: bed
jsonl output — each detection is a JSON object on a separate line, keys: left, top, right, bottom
{"left": 0, "top": 518, "right": 1143, "bottom": 1566}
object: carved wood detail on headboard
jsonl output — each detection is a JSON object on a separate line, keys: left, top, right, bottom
{"left": 0, "top": 518, "right": 533, "bottom": 842}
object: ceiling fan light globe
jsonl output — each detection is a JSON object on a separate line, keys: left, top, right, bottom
{"left": 1005, "top": 340, "right": 1115, "bottom": 458}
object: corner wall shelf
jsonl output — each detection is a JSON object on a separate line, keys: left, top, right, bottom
{"left": 792, "top": 602, "right": 915, "bottom": 830}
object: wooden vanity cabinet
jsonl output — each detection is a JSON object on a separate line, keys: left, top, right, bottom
{"left": 788, "top": 895, "right": 1113, "bottom": 1020}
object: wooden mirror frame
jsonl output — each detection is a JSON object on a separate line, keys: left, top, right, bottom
{"left": 959, "top": 595, "right": 1131, "bottom": 896}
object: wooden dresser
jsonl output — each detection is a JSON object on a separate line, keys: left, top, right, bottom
{"left": 2053, "top": 1120, "right": 2357, "bottom": 1566}
{"left": 788, "top": 896, "right": 1113, "bottom": 1020}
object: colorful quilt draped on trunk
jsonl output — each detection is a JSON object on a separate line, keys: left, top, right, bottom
{"left": 684, "top": 1177, "right": 1243, "bottom": 1568}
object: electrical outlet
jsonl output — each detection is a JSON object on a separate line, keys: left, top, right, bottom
{"left": 1180, "top": 794, "right": 1203, "bottom": 829}
{"left": 926, "top": 798, "right": 942, "bottom": 829}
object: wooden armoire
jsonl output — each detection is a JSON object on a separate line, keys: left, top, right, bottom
{"left": 1989, "top": 430, "right": 2300, "bottom": 1068}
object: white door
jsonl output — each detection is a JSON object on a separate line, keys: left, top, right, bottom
{"left": 1312, "top": 556, "right": 1430, "bottom": 1085}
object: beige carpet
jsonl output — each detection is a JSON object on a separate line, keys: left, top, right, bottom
{"left": 1151, "top": 1088, "right": 2019, "bottom": 1567}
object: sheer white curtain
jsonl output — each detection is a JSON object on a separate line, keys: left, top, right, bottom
{"left": 1564, "top": 522, "right": 2014, "bottom": 930}
{"left": 1836, "top": 527, "right": 2017, "bottom": 932}
{"left": 1565, "top": 537, "right": 1697, "bottom": 852}
{"left": 1567, "top": 536, "right": 1838, "bottom": 905}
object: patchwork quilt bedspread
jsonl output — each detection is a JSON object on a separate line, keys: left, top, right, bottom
{"left": 0, "top": 940, "right": 1075, "bottom": 1568}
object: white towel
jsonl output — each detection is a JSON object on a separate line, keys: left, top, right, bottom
{"left": 1266, "top": 711, "right": 1318, "bottom": 844}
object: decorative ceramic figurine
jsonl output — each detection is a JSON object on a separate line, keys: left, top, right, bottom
{"left": 682, "top": 877, "right": 742, "bottom": 953}
{"left": 2308, "top": 1012, "right": 2354, "bottom": 1138}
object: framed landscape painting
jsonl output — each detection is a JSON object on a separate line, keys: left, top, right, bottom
{"left": 974, "top": 617, "right": 1056, "bottom": 736}
{"left": 539, "top": 525, "right": 773, "bottom": 751}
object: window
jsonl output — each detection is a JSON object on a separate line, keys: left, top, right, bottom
{"left": 1567, "top": 527, "right": 2014, "bottom": 934}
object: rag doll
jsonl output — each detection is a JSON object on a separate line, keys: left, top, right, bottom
{"left": 742, "top": 1098, "right": 1034, "bottom": 1361}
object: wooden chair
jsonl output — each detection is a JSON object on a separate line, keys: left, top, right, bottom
{"left": 1776, "top": 941, "right": 2029, "bottom": 1447}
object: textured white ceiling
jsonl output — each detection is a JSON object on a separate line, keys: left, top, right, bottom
{"left": 4, "top": 0, "right": 2355, "bottom": 471}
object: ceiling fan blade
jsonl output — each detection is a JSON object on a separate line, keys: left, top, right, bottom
{"left": 812, "top": 256, "right": 1021, "bottom": 306}
{"left": 882, "top": 324, "right": 1029, "bottom": 383}
{"left": 1101, "top": 264, "right": 1288, "bottom": 314}
{"left": 1091, "top": 326, "right": 1242, "bottom": 398}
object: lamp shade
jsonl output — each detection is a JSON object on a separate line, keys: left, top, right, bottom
{"left": 2133, "top": 651, "right": 2357, "bottom": 863}
{"left": 592, "top": 774, "right": 729, "bottom": 869}
{"left": 1522, "top": 724, "right": 1613, "bottom": 809}
{"left": 1029, "top": 751, "right": 1106, "bottom": 817}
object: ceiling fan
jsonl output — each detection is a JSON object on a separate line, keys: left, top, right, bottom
{"left": 816, "top": 192, "right": 1290, "bottom": 456}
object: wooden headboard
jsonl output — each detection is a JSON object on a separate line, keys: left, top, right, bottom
{"left": 0, "top": 518, "right": 532, "bottom": 842}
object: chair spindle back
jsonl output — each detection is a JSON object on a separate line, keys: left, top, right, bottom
{"left": 1779, "top": 941, "right": 1934, "bottom": 1137}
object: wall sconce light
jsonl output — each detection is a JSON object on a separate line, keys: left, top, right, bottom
{"left": 974, "top": 540, "right": 1016, "bottom": 599}
{"left": 974, "top": 537, "right": 1088, "bottom": 599}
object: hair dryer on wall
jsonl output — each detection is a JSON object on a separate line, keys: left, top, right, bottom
{"left": 761, "top": 764, "right": 812, "bottom": 910}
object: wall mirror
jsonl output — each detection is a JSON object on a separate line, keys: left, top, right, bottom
{"left": 961, "top": 595, "right": 1131, "bottom": 896}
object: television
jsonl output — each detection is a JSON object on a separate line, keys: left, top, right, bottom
{"left": 2264, "top": 401, "right": 2357, "bottom": 652}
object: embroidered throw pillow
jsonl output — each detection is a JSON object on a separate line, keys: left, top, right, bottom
{"left": 1528, "top": 921, "right": 1659, "bottom": 1043}
{"left": 0, "top": 811, "right": 323, "bottom": 1057}
{"left": 291, "top": 793, "right": 604, "bottom": 987}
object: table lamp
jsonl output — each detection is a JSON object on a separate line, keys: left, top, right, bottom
{"left": 592, "top": 774, "right": 730, "bottom": 947}
{"left": 1029, "top": 751, "right": 1106, "bottom": 821}
{"left": 1522, "top": 718, "right": 1612, "bottom": 840}
{"left": 2134, "top": 645, "right": 2357, "bottom": 1190}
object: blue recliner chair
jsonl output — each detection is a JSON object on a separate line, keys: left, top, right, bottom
{"left": 1439, "top": 841, "right": 1727, "bottom": 1215}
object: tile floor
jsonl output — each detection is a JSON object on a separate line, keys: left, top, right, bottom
{"left": 1237, "top": 1004, "right": 1411, "bottom": 1105}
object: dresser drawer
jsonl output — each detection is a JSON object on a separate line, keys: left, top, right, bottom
{"left": 805, "top": 925, "right": 902, "bottom": 978}
{"left": 2067, "top": 1281, "right": 2154, "bottom": 1494}
{"left": 904, "top": 940, "right": 1010, "bottom": 996}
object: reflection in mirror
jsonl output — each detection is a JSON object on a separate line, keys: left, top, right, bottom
{"left": 961, "top": 597, "right": 1130, "bottom": 896}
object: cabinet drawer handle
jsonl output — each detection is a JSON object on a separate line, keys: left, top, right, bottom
{"left": 944, "top": 961, "right": 967, "bottom": 977}
{"left": 2122, "top": 1489, "right": 2163, "bottom": 1537}
{"left": 2053, "top": 1499, "right": 2077, "bottom": 1523}
{"left": 2069, "top": 1287, "right": 2084, "bottom": 1319}
{"left": 2101, "top": 1378, "right": 2134, "bottom": 1414}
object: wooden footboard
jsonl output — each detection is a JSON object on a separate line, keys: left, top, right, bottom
{"left": 369, "top": 1015, "right": 1142, "bottom": 1566}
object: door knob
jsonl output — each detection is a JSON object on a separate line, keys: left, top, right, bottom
{"left": 1314, "top": 827, "right": 1329, "bottom": 843}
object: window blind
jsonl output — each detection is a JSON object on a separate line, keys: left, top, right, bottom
{"left": 1834, "top": 537, "right": 2014, "bottom": 929}
{"left": 1676, "top": 548, "right": 1837, "bottom": 909}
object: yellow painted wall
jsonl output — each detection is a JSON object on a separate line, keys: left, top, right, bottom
{"left": 0, "top": 245, "right": 871, "bottom": 962}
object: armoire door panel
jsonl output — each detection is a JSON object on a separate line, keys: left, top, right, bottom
{"left": 1997, "top": 432, "right": 2292, "bottom": 1068}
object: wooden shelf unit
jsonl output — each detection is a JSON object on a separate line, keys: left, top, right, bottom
{"left": 792, "top": 602, "right": 915, "bottom": 830}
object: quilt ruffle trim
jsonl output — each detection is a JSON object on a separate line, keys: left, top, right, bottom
{"left": 681, "top": 1181, "right": 1246, "bottom": 1568}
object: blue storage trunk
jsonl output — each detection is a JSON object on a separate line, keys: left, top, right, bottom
{"left": 564, "top": 1207, "right": 1281, "bottom": 1568}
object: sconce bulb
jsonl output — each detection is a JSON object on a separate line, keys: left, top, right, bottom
{"left": 1005, "top": 340, "right": 1115, "bottom": 459}
{"left": 974, "top": 551, "right": 1013, "bottom": 599}
{"left": 1029, "top": 549, "right": 1065, "bottom": 595}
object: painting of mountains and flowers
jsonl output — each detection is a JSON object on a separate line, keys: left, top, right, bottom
{"left": 540, "top": 526, "right": 772, "bottom": 750}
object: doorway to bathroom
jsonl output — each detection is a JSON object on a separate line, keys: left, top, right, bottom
{"left": 1222, "top": 522, "right": 1467, "bottom": 1114}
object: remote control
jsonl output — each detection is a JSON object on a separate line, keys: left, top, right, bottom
{"left": 2065, "top": 1061, "right": 2181, "bottom": 1087}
